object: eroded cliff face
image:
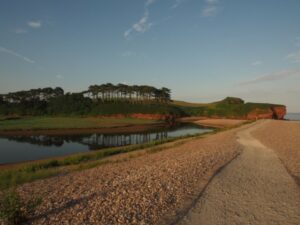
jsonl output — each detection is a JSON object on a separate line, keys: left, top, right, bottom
{"left": 271, "top": 106, "right": 286, "bottom": 120}
{"left": 247, "top": 106, "right": 286, "bottom": 120}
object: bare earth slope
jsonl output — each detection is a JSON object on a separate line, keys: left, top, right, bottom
{"left": 19, "top": 127, "right": 242, "bottom": 225}
{"left": 179, "top": 120, "right": 300, "bottom": 225}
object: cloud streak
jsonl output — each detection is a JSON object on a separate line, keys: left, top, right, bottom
{"left": 238, "top": 70, "right": 300, "bottom": 86}
{"left": 28, "top": 20, "right": 42, "bottom": 29}
{"left": 124, "top": 0, "right": 156, "bottom": 39}
{"left": 171, "top": 0, "right": 186, "bottom": 9}
{"left": 286, "top": 51, "right": 300, "bottom": 63}
{"left": 201, "top": 0, "right": 220, "bottom": 17}
{"left": 124, "top": 11, "right": 152, "bottom": 39}
{"left": 0, "top": 46, "right": 35, "bottom": 64}
{"left": 14, "top": 28, "right": 27, "bottom": 34}
{"left": 145, "top": 0, "right": 156, "bottom": 7}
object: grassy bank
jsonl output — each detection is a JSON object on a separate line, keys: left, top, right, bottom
{"left": 0, "top": 130, "right": 218, "bottom": 190}
{"left": 173, "top": 97, "right": 284, "bottom": 118}
{"left": 0, "top": 117, "right": 160, "bottom": 131}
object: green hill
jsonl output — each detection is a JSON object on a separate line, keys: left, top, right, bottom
{"left": 173, "top": 97, "right": 285, "bottom": 119}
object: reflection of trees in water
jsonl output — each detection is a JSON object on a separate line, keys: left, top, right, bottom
{"left": 84, "top": 131, "right": 168, "bottom": 150}
{"left": 7, "top": 134, "right": 93, "bottom": 147}
{"left": 7, "top": 136, "right": 65, "bottom": 147}
{"left": 5, "top": 131, "right": 169, "bottom": 150}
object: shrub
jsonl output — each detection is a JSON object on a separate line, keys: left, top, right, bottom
{"left": 0, "top": 189, "right": 41, "bottom": 225}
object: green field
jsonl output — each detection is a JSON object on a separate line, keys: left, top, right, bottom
{"left": 0, "top": 117, "right": 160, "bottom": 131}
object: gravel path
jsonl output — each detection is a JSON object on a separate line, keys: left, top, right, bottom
{"left": 252, "top": 120, "right": 300, "bottom": 184}
{"left": 17, "top": 126, "right": 241, "bottom": 225}
{"left": 179, "top": 120, "right": 300, "bottom": 225}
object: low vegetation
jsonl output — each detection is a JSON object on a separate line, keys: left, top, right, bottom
{"left": 174, "top": 97, "right": 284, "bottom": 118}
{"left": 0, "top": 117, "right": 160, "bottom": 131}
{"left": 0, "top": 189, "right": 41, "bottom": 225}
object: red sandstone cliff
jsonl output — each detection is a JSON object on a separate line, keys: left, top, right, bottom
{"left": 247, "top": 106, "right": 286, "bottom": 120}
{"left": 271, "top": 106, "right": 286, "bottom": 119}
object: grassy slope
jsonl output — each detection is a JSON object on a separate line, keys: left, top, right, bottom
{"left": 0, "top": 117, "right": 159, "bottom": 131}
{"left": 89, "top": 102, "right": 184, "bottom": 116}
{"left": 171, "top": 100, "right": 208, "bottom": 107}
{"left": 172, "top": 98, "right": 285, "bottom": 118}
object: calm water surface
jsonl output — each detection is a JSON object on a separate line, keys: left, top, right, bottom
{"left": 285, "top": 113, "right": 300, "bottom": 121}
{"left": 0, "top": 124, "right": 212, "bottom": 164}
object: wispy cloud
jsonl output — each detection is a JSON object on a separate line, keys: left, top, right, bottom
{"left": 251, "top": 61, "right": 263, "bottom": 66}
{"left": 171, "top": 0, "right": 186, "bottom": 9}
{"left": 28, "top": 20, "right": 42, "bottom": 29}
{"left": 0, "top": 46, "right": 35, "bottom": 64}
{"left": 14, "top": 28, "right": 27, "bottom": 34}
{"left": 13, "top": 20, "right": 42, "bottom": 34}
{"left": 145, "top": 0, "right": 156, "bottom": 7}
{"left": 238, "top": 70, "right": 300, "bottom": 86}
{"left": 286, "top": 51, "right": 300, "bottom": 63}
{"left": 201, "top": 0, "right": 220, "bottom": 17}
{"left": 124, "top": 11, "right": 152, "bottom": 39}
{"left": 124, "top": 0, "right": 156, "bottom": 39}
{"left": 132, "top": 11, "right": 152, "bottom": 33}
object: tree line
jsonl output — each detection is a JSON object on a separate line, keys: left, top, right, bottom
{"left": 0, "top": 87, "right": 64, "bottom": 103}
{"left": 85, "top": 83, "right": 171, "bottom": 103}
{"left": 0, "top": 84, "right": 171, "bottom": 104}
{"left": 0, "top": 84, "right": 178, "bottom": 116}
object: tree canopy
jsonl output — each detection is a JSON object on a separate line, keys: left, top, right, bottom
{"left": 0, "top": 84, "right": 175, "bottom": 116}
{"left": 85, "top": 83, "right": 171, "bottom": 103}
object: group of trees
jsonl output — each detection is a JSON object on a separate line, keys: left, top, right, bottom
{"left": 1, "top": 87, "right": 64, "bottom": 103}
{"left": 0, "top": 84, "right": 175, "bottom": 116}
{"left": 85, "top": 83, "right": 171, "bottom": 103}
{"left": 0, "top": 84, "right": 171, "bottom": 104}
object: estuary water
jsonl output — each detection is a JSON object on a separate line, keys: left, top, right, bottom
{"left": 285, "top": 113, "right": 300, "bottom": 121}
{"left": 0, "top": 124, "right": 212, "bottom": 164}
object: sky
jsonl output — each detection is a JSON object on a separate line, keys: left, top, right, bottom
{"left": 0, "top": 0, "right": 300, "bottom": 112}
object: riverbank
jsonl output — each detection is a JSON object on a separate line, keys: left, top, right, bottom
{"left": 0, "top": 116, "right": 165, "bottom": 136}
{"left": 0, "top": 117, "right": 246, "bottom": 137}
{"left": 0, "top": 127, "right": 215, "bottom": 189}
{"left": 2, "top": 120, "right": 298, "bottom": 225}
{"left": 194, "top": 119, "right": 247, "bottom": 128}
{"left": 12, "top": 123, "right": 241, "bottom": 225}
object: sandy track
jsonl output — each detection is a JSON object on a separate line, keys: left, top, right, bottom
{"left": 16, "top": 126, "right": 241, "bottom": 225}
{"left": 252, "top": 120, "right": 300, "bottom": 184}
{"left": 179, "top": 120, "right": 300, "bottom": 225}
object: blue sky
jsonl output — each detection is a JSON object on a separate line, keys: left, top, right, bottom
{"left": 0, "top": 0, "right": 300, "bottom": 112}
